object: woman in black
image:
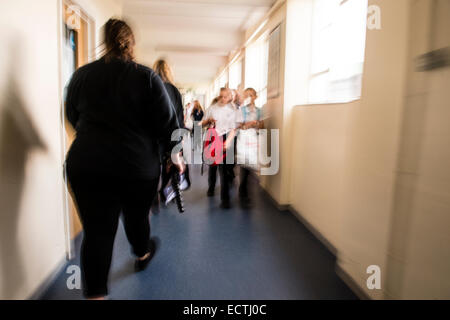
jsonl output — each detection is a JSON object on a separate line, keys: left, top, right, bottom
{"left": 65, "top": 19, "right": 183, "bottom": 299}
{"left": 152, "top": 59, "right": 190, "bottom": 207}
{"left": 191, "top": 100, "right": 204, "bottom": 151}
{"left": 153, "top": 59, "right": 184, "bottom": 129}
{"left": 191, "top": 100, "right": 205, "bottom": 122}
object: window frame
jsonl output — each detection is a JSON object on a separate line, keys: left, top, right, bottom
{"left": 245, "top": 34, "right": 269, "bottom": 108}
{"left": 308, "top": 0, "right": 368, "bottom": 105}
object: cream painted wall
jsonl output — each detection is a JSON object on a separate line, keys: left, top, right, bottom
{"left": 289, "top": 103, "right": 355, "bottom": 252}
{"left": 256, "top": 0, "right": 446, "bottom": 300}
{"left": 0, "top": 0, "right": 67, "bottom": 300}
{"left": 0, "top": 0, "right": 122, "bottom": 300}
{"left": 253, "top": 2, "right": 287, "bottom": 202}
{"left": 337, "top": 0, "right": 411, "bottom": 299}
{"left": 385, "top": 0, "right": 450, "bottom": 299}
{"left": 288, "top": 0, "right": 412, "bottom": 299}
{"left": 287, "top": 0, "right": 449, "bottom": 299}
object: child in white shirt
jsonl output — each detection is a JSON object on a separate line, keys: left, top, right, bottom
{"left": 234, "top": 88, "right": 265, "bottom": 208}
{"left": 201, "top": 88, "right": 237, "bottom": 209}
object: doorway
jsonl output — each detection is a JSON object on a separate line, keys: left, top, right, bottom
{"left": 59, "top": 0, "right": 95, "bottom": 259}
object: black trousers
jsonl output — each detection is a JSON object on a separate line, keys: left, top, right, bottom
{"left": 68, "top": 173, "right": 158, "bottom": 298}
{"left": 208, "top": 164, "right": 234, "bottom": 201}
{"left": 239, "top": 166, "right": 252, "bottom": 197}
{"left": 207, "top": 133, "right": 235, "bottom": 202}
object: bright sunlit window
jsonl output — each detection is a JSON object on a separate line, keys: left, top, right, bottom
{"left": 245, "top": 36, "right": 269, "bottom": 108}
{"left": 309, "top": 0, "right": 368, "bottom": 104}
{"left": 219, "top": 72, "right": 228, "bottom": 89}
{"left": 229, "top": 59, "right": 242, "bottom": 90}
{"left": 213, "top": 79, "right": 220, "bottom": 98}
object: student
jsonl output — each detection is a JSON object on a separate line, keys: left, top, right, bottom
{"left": 65, "top": 19, "right": 184, "bottom": 299}
{"left": 153, "top": 60, "right": 184, "bottom": 129}
{"left": 184, "top": 102, "right": 192, "bottom": 120}
{"left": 201, "top": 88, "right": 237, "bottom": 209}
{"left": 231, "top": 89, "right": 243, "bottom": 110}
{"left": 153, "top": 59, "right": 190, "bottom": 212}
{"left": 210, "top": 96, "right": 220, "bottom": 106}
{"left": 191, "top": 100, "right": 204, "bottom": 151}
{"left": 184, "top": 102, "right": 194, "bottom": 131}
{"left": 191, "top": 100, "right": 205, "bottom": 122}
{"left": 235, "top": 88, "right": 264, "bottom": 207}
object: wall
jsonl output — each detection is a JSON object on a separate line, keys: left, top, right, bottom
{"left": 385, "top": 0, "right": 450, "bottom": 299}
{"left": 252, "top": 1, "right": 287, "bottom": 203}
{"left": 289, "top": 103, "right": 355, "bottom": 252}
{"left": 0, "top": 0, "right": 122, "bottom": 300}
{"left": 263, "top": 0, "right": 416, "bottom": 299}
{"left": 287, "top": 0, "right": 449, "bottom": 299}
{"left": 336, "top": 0, "right": 410, "bottom": 299}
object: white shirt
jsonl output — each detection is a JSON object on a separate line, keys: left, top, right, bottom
{"left": 185, "top": 105, "right": 194, "bottom": 119}
{"left": 205, "top": 103, "right": 237, "bottom": 136}
{"left": 235, "top": 105, "right": 265, "bottom": 124}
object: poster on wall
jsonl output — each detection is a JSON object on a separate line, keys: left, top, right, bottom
{"left": 267, "top": 24, "right": 281, "bottom": 99}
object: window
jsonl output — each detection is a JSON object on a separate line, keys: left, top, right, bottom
{"left": 219, "top": 71, "right": 228, "bottom": 89}
{"left": 309, "top": 0, "right": 368, "bottom": 104}
{"left": 229, "top": 59, "right": 242, "bottom": 90}
{"left": 207, "top": 84, "right": 215, "bottom": 107}
{"left": 213, "top": 78, "right": 220, "bottom": 98}
{"left": 245, "top": 35, "right": 269, "bottom": 108}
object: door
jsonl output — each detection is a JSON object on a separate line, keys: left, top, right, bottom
{"left": 60, "top": 0, "right": 95, "bottom": 257}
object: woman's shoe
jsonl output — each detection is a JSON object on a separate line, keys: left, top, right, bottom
{"left": 207, "top": 188, "right": 215, "bottom": 197}
{"left": 220, "top": 200, "right": 231, "bottom": 209}
{"left": 135, "top": 237, "right": 160, "bottom": 272}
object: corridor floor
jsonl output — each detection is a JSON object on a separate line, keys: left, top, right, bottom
{"left": 40, "top": 165, "right": 357, "bottom": 300}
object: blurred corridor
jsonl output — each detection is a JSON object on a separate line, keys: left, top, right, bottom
{"left": 0, "top": 0, "right": 449, "bottom": 300}
{"left": 40, "top": 165, "right": 357, "bottom": 300}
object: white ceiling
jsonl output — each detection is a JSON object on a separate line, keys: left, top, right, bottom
{"left": 121, "top": 0, "right": 276, "bottom": 89}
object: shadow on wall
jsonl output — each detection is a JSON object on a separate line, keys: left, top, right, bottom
{"left": 0, "top": 38, "right": 46, "bottom": 299}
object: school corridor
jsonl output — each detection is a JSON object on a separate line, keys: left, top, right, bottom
{"left": 39, "top": 165, "right": 357, "bottom": 300}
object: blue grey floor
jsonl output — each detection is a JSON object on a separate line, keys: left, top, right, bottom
{"left": 40, "top": 165, "right": 357, "bottom": 300}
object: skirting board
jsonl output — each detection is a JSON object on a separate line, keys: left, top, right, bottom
{"left": 287, "top": 206, "right": 337, "bottom": 256}
{"left": 28, "top": 257, "right": 68, "bottom": 300}
{"left": 259, "top": 187, "right": 337, "bottom": 254}
{"left": 335, "top": 265, "right": 371, "bottom": 300}
{"left": 260, "top": 186, "right": 290, "bottom": 212}
{"left": 260, "top": 186, "right": 371, "bottom": 299}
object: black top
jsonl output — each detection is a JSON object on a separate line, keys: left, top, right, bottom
{"left": 192, "top": 109, "right": 204, "bottom": 122}
{"left": 163, "top": 82, "right": 184, "bottom": 129}
{"left": 65, "top": 58, "right": 180, "bottom": 180}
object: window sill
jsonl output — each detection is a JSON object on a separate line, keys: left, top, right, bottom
{"left": 297, "top": 97, "right": 361, "bottom": 107}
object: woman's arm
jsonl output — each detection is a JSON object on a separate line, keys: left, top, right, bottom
{"left": 149, "top": 72, "right": 184, "bottom": 170}
{"left": 225, "top": 128, "right": 237, "bottom": 150}
{"left": 175, "top": 87, "right": 185, "bottom": 129}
